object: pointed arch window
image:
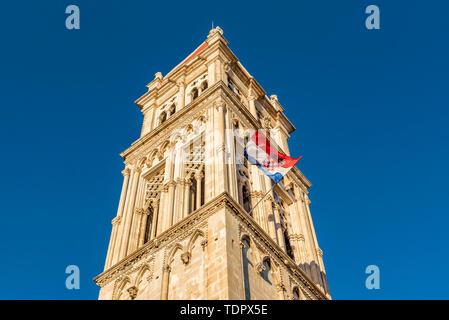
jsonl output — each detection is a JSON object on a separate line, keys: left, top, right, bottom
{"left": 242, "top": 184, "right": 252, "bottom": 214}
{"left": 169, "top": 104, "right": 176, "bottom": 116}
{"left": 159, "top": 111, "right": 167, "bottom": 124}
{"left": 261, "top": 258, "right": 272, "bottom": 284}
{"left": 143, "top": 206, "right": 153, "bottom": 244}
{"left": 279, "top": 202, "right": 295, "bottom": 260}
{"left": 200, "top": 81, "right": 208, "bottom": 91}
{"left": 191, "top": 88, "right": 199, "bottom": 100}
{"left": 189, "top": 176, "right": 197, "bottom": 214}
{"left": 292, "top": 287, "right": 300, "bottom": 300}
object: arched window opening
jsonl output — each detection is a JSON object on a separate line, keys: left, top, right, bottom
{"left": 261, "top": 258, "right": 272, "bottom": 284}
{"left": 159, "top": 111, "right": 167, "bottom": 124}
{"left": 200, "top": 81, "right": 208, "bottom": 91}
{"left": 284, "top": 229, "right": 294, "bottom": 260}
{"left": 280, "top": 205, "right": 295, "bottom": 260}
{"left": 200, "top": 174, "right": 205, "bottom": 206}
{"left": 191, "top": 88, "right": 199, "bottom": 100}
{"left": 189, "top": 177, "right": 197, "bottom": 214}
{"left": 242, "top": 184, "right": 252, "bottom": 214}
{"left": 143, "top": 207, "right": 153, "bottom": 244}
{"left": 169, "top": 104, "right": 176, "bottom": 116}
{"left": 292, "top": 287, "right": 300, "bottom": 300}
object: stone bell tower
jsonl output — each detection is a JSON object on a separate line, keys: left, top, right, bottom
{"left": 94, "top": 27, "right": 330, "bottom": 300}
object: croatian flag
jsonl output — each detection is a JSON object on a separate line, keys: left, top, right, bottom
{"left": 244, "top": 130, "right": 302, "bottom": 184}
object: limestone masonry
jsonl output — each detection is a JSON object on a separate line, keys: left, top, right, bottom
{"left": 94, "top": 27, "right": 330, "bottom": 300}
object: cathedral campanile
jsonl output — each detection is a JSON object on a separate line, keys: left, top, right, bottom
{"left": 94, "top": 27, "right": 330, "bottom": 300}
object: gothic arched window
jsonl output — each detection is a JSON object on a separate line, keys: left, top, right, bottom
{"left": 169, "top": 104, "right": 176, "bottom": 116}
{"left": 200, "top": 81, "right": 208, "bottom": 91}
{"left": 191, "top": 88, "right": 199, "bottom": 100}
{"left": 200, "top": 174, "right": 205, "bottom": 206}
{"left": 261, "top": 258, "right": 272, "bottom": 284}
{"left": 189, "top": 177, "right": 197, "bottom": 214}
{"left": 292, "top": 287, "right": 300, "bottom": 300}
{"left": 143, "top": 207, "right": 153, "bottom": 244}
{"left": 242, "top": 184, "right": 252, "bottom": 214}
{"left": 159, "top": 111, "right": 167, "bottom": 124}
{"left": 280, "top": 204, "right": 295, "bottom": 260}
{"left": 284, "top": 228, "right": 294, "bottom": 260}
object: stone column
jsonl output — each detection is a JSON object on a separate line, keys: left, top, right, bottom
{"left": 118, "top": 166, "right": 141, "bottom": 260}
{"left": 304, "top": 196, "right": 325, "bottom": 291}
{"left": 127, "top": 177, "right": 146, "bottom": 253}
{"left": 151, "top": 198, "right": 160, "bottom": 239}
{"left": 183, "top": 179, "right": 191, "bottom": 217}
{"left": 161, "top": 265, "right": 171, "bottom": 300}
{"left": 207, "top": 61, "right": 216, "bottom": 87}
{"left": 105, "top": 216, "right": 121, "bottom": 270}
{"left": 225, "top": 111, "right": 238, "bottom": 200}
{"left": 167, "top": 180, "right": 176, "bottom": 227}
{"left": 204, "top": 107, "right": 215, "bottom": 201}
{"left": 289, "top": 234, "right": 306, "bottom": 266}
{"left": 248, "top": 89, "right": 258, "bottom": 119}
{"left": 151, "top": 101, "right": 159, "bottom": 129}
{"left": 298, "top": 193, "right": 320, "bottom": 286}
{"left": 157, "top": 186, "right": 168, "bottom": 235}
{"left": 195, "top": 172, "right": 203, "bottom": 208}
{"left": 171, "top": 143, "right": 183, "bottom": 224}
{"left": 137, "top": 208, "right": 149, "bottom": 247}
{"left": 159, "top": 148, "right": 175, "bottom": 233}
{"left": 214, "top": 102, "right": 228, "bottom": 195}
{"left": 177, "top": 79, "right": 186, "bottom": 109}
{"left": 106, "top": 168, "right": 130, "bottom": 268}
{"left": 172, "top": 178, "right": 184, "bottom": 224}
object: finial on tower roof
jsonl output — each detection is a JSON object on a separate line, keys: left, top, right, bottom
{"left": 208, "top": 26, "right": 223, "bottom": 37}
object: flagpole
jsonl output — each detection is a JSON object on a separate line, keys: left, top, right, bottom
{"left": 247, "top": 182, "right": 278, "bottom": 217}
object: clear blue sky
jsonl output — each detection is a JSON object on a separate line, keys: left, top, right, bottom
{"left": 0, "top": 0, "right": 448, "bottom": 299}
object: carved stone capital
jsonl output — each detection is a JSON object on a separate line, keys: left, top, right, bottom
{"left": 176, "top": 78, "right": 186, "bottom": 88}
{"left": 181, "top": 252, "right": 191, "bottom": 265}
{"left": 316, "top": 248, "right": 323, "bottom": 257}
{"left": 135, "top": 208, "right": 145, "bottom": 215}
{"left": 248, "top": 88, "right": 256, "bottom": 101}
{"left": 214, "top": 100, "right": 226, "bottom": 112}
{"left": 256, "top": 263, "right": 266, "bottom": 274}
{"left": 121, "top": 168, "right": 130, "bottom": 177}
{"left": 127, "top": 286, "right": 138, "bottom": 300}
{"left": 194, "top": 172, "right": 204, "bottom": 180}
{"left": 167, "top": 180, "right": 177, "bottom": 188}
{"left": 216, "top": 144, "right": 226, "bottom": 153}
{"left": 163, "top": 265, "right": 171, "bottom": 273}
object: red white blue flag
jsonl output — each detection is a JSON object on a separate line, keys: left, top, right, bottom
{"left": 244, "top": 130, "right": 302, "bottom": 184}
